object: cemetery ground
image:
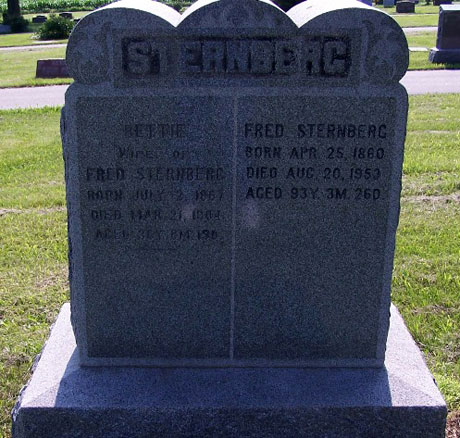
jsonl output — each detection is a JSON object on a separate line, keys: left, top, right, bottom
{"left": 0, "top": 47, "right": 69, "bottom": 88}
{"left": 0, "top": 32, "right": 67, "bottom": 47}
{"left": 0, "top": 95, "right": 459, "bottom": 436}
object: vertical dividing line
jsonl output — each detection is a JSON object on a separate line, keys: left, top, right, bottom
{"left": 230, "top": 97, "right": 238, "bottom": 360}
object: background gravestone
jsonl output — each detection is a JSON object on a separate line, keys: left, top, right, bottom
{"left": 396, "top": 1, "right": 415, "bottom": 13}
{"left": 429, "top": 4, "right": 460, "bottom": 63}
{"left": 59, "top": 11, "right": 73, "bottom": 19}
{"left": 32, "top": 15, "right": 47, "bottom": 23}
{"left": 12, "top": 0, "right": 447, "bottom": 437}
{"left": 36, "top": 59, "right": 69, "bottom": 78}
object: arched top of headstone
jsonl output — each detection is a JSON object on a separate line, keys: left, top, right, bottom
{"left": 66, "top": 0, "right": 408, "bottom": 87}
{"left": 66, "top": 0, "right": 180, "bottom": 84}
{"left": 289, "top": 0, "right": 409, "bottom": 83}
{"left": 179, "top": 0, "right": 295, "bottom": 30}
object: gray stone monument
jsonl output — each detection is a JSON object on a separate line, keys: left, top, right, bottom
{"left": 13, "top": 0, "right": 447, "bottom": 436}
{"left": 32, "top": 14, "right": 47, "bottom": 23}
{"left": 384, "top": 0, "right": 396, "bottom": 8}
{"left": 396, "top": 1, "right": 415, "bottom": 13}
{"left": 59, "top": 11, "right": 73, "bottom": 19}
{"left": 35, "top": 59, "right": 69, "bottom": 78}
{"left": 429, "top": 4, "right": 460, "bottom": 63}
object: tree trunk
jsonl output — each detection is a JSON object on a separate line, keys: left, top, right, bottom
{"left": 7, "top": 0, "right": 21, "bottom": 18}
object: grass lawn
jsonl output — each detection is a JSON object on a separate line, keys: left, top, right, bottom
{"left": 408, "top": 30, "right": 437, "bottom": 48}
{"left": 396, "top": 94, "right": 460, "bottom": 415}
{"left": 0, "top": 107, "right": 67, "bottom": 438}
{"left": 392, "top": 13, "right": 439, "bottom": 27}
{"left": 376, "top": 3, "right": 442, "bottom": 14}
{"left": 0, "top": 47, "right": 72, "bottom": 88}
{"left": 0, "top": 32, "right": 67, "bottom": 47}
{"left": 406, "top": 32, "right": 460, "bottom": 70}
{"left": 0, "top": 95, "right": 460, "bottom": 436}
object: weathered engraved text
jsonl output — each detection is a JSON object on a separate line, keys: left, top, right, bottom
{"left": 122, "top": 36, "right": 351, "bottom": 78}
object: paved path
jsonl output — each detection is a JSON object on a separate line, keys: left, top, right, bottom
{"left": 0, "top": 43, "right": 66, "bottom": 52}
{"left": 403, "top": 26, "right": 437, "bottom": 34}
{"left": 1, "top": 70, "right": 460, "bottom": 109}
{"left": 401, "top": 70, "right": 460, "bottom": 95}
{"left": 0, "top": 85, "right": 68, "bottom": 109}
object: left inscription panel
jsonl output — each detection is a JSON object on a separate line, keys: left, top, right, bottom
{"left": 76, "top": 96, "right": 233, "bottom": 360}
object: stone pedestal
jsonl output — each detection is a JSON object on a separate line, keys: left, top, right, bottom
{"left": 430, "top": 5, "right": 460, "bottom": 63}
{"left": 12, "top": 304, "right": 447, "bottom": 438}
{"left": 429, "top": 48, "right": 460, "bottom": 63}
{"left": 35, "top": 59, "right": 69, "bottom": 78}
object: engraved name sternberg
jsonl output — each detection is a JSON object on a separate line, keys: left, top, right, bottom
{"left": 122, "top": 36, "right": 351, "bottom": 78}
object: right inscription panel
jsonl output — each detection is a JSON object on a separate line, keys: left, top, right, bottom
{"left": 234, "top": 95, "right": 397, "bottom": 361}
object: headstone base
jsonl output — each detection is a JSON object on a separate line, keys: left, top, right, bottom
{"left": 429, "top": 48, "right": 460, "bottom": 63}
{"left": 12, "top": 304, "right": 446, "bottom": 438}
{"left": 35, "top": 59, "right": 69, "bottom": 78}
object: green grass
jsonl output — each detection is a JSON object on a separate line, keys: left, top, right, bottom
{"left": 395, "top": 96, "right": 460, "bottom": 414}
{"left": 393, "top": 13, "right": 439, "bottom": 27}
{"left": 407, "top": 31, "right": 437, "bottom": 48}
{"left": 405, "top": 32, "right": 460, "bottom": 70}
{"left": 0, "top": 96, "right": 459, "bottom": 436}
{"left": 0, "top": 47, "right": 72, "bottom": 87}
{"left": 376, "top": 3, "right": 442, "bottom": 14}
{"left": 0, "top": 32, "right": 68, "bottom": 47}
{"left": 0, "top": 108, "right": 66, "bottom": 207}
{"left": 409, "top": 52, "right": 460, "bottom": 71}
{"left": 0, "top": 107, "right": 68, "bottom": 438}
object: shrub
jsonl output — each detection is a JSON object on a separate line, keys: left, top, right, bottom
{"left": 36, "top": 14, "right": 74, "bottom": 40}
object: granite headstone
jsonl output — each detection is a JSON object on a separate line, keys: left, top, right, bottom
{"left": 59, "top": 11, "right": 73, "bottom": 19}
{"left": 62, "top": 0, "right": 409, "bottom": 368}
{"left": 384, "top": 0, "right": 396, "bottom": 8}
{"left": 12, "top": 0, "right": 447, "bottom": 436}
{"left": 32, "top": 14, "right": 47, "bottom": 23}
{"left": 36, "top": 59, "right": 69, "bottom": 78}
{"left": 396, "top": 1, "right": 415, "bottom": 12}
{"left": 430, "top": 4, "right": 460, "bottom": 63}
